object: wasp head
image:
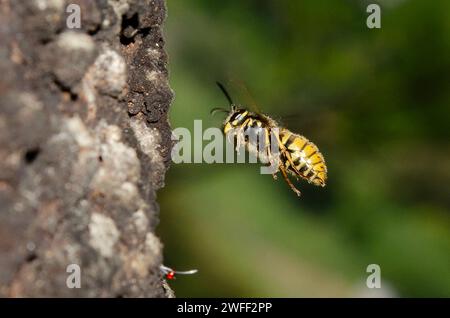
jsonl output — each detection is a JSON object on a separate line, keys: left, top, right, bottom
{"left": 223, "top": 108, "right": 249, "bottom": 134}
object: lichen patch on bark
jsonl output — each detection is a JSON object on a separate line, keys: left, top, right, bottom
{"left": 89, "top": 213, "right": 120, "bottom": 258}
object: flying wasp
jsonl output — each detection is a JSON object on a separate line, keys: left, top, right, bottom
{"left": 211, "top": 82, "right": 327, "bottom": 197}
{"left": 160, "top": 264, "right": 198, "bottom": 280}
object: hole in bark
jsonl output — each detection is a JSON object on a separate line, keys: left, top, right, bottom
{"left": 64, "top": 90, "right": 78, "bottom": 101}
{"left": 25, "top": 253, "right": 37, "bottom": 262}
{"left": 87, "top": 25, "right": 101, "bottom": 36}
{"left": 140, "top": 27, "right": 151, "bottom": 38}
{"left": 98, "top": 155, "right": 103, "bottom": 162}
{"left": 39, "top": 37, "right": 52, "bottom": 45}
{"left": 53, "top": 78, "right": 78, "bottom": 101}
{"left": 120, "top": 13, "right": 139, "bottom": 45}
{"left": 120, "top": 13, "right": 152, "bottom": 45}
{"left": 24, "top": 147, "right": 40, "bottom": 164}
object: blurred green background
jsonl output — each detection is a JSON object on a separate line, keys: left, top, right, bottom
{"left": 157, "top": 0, "right": 450, "bottom": 297}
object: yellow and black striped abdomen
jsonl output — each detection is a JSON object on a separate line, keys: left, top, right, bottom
{"left": 279, "top": 129, "right": 327, "bottom": 187}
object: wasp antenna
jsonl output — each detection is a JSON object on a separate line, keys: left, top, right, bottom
{"left": 216, "top": 81, "right": 234, "bottom": 106}
{"left": 210, "top": 107, "right": 229, "bottom": 116}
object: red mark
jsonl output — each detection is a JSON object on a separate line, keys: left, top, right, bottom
{"left": 166, "top": 271, "right": 175, "bottom": 280}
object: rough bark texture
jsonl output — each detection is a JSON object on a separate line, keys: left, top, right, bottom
{"left": 0, "top": 0, "right": 173, "bottom": 297}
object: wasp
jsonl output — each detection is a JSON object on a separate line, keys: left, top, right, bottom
{"left": 211, "top": 82, "right": 327, "bottom": 196}
{"left": 160, "top": 264, "right": 198, "bottom": 280}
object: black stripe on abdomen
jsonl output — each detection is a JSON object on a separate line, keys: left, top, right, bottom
{"left": 284, "top": 134, "right": 296, "bottom": 149}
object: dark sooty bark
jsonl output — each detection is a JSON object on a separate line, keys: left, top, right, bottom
{"left": 0, "top": 0, "right": 174, "bottom": 297}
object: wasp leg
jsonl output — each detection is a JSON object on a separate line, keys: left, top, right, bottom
{"left": 265, "top": 130, "right": 279, "bottom": 181}
{"left": 273, "top": 132, "right": 304, "bottom": 177}
{"left": 236, "top": 135, "right": 242, "bottom": 154}
{"left": 269, "top": 130, "right": 302, "bottom": 196}
{"left": 235, "top": 118, "right": 252, "bottom": 153}
{"left": 234, "top": 129, "right": 242, "bottom": 153}
{"left": 281, "top": 148, "right": 301, "bottom": 176}
{"left": 279, "top": 165, "right": 302, "bottom": 196}
{"left": 226, "top": 130, "right": 234, "bottom": 145}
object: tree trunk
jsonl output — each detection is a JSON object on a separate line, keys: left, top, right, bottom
{"left": 0, "top": 0, "right": 173, "bottom": 297}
